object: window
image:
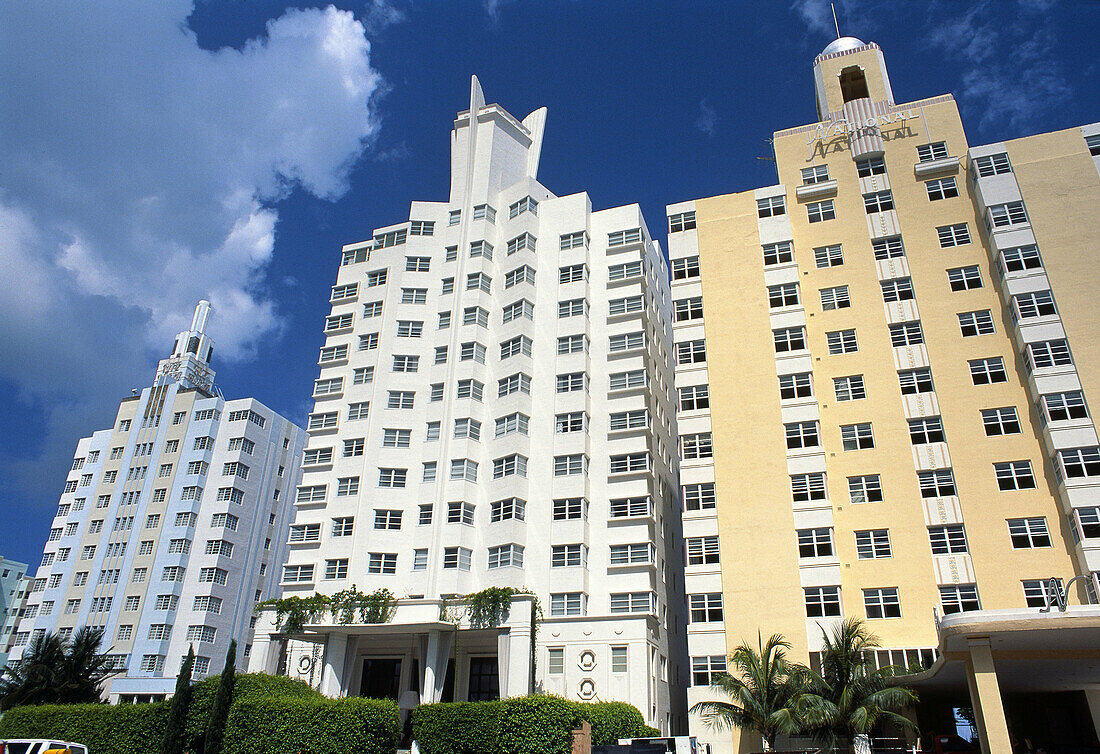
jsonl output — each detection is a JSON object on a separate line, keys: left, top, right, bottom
{"left": 378, "top": 468, "right": 407, "bottom": 488}
{"left": 608, "top": 228, "right": 643, "bottom": 247}
{"left": 785, "top": 421, "right": 819, "bottom": 449}
{"left": 610, "top": 370, "right": 646, "bottom": 390}
{"left": 814, "top": 244, "right": 843, "bottom": 268}
{"left": 1001, "top": 245, "right": 1043, "bottom": 274}
{"left": 609, "top": 409, "right": 647, "bottom": 431}
{"left": 779, "top": 373, "right": 813, "bottom": 399}
{"left": 940, "top": 584, "right": 981, "bottom": 614}
{"left": 686, "top": 536, "right": 720, "bottom": 565}
{"left": 768, "top": 283, "right": 799, "bottom": 308}
{"left": 958, "top": 310, "right": 995, "bottom": 337}
{"left": 557, "top": 411, "right": 587, "bottom": 433}
{"left": 1088, "top": 134, "right": 1100, "bottom": 156}
{"left": 995, "top": 461, "right": 1036, "bottom": 490}
{"left": 303, "top": 448, "right": 333, "bottom": 466}
{"left": 855, "top": 529, "right": 892, "bottom": 559}
{"left": 1027, "top": 339, "right": 1072, "bottom": 370}
{"left": 609, "top": 261, "right": 643, "bottom": 281}
{"left": 804, "top": 586, "right": 842, "bottom": 617}
{"left": 551, "top": 544, "right": 587, "bottom": 568}
{"left": 140, "top": 655, "right": 166, "bottom": 673}
{"left": 198, "top": 567, "right": 228, "bottom": 585}
{"left": 1022, "top": 579, "right": 1064, "bottom": 608}
{"left": 490, "top": 497, "right": 526, "bottom": 522}
{"left": 367, "top": 550, "right": 398, "bottom": 572}
{"left": 609, "top": 332, "right": 644, "bottom": 352}
{"left": 495, "top": 412, "right": 529, "bottom": 437}
{"left": 807, "top": 199, "right": 836, "bottom": 222}
{"left": 929, "top": 524, "right": 968, "bottom": 555}
{"left": 908, "top": 417, "right": 946, "bottom": 445}
{"left": 556, "top": 372, "right": 587, "bottom": 393}
{"left": 554, "top": 454, "right": 587, "bottom": 476}
{"left": 826, "top": 329, "right": 858, "bottom": 354}
{"left": 1076, "top": 508, "right": 1100, "bottom": 540}
{"left": 396, "top": 320, "right": 424, "bottom": 338}
{"left": 863, "top": 190, "right": 894, "bottom": 213}
{"left": 669, "top": 210, "right": 696, "bottom": 232}
{"left": 677, "top": 339, "right": 707, "bottom": 363}
{"left": 373, "top": 509, "right": 402, "bottom": 531}
{"left": 488, "top": 544, "right": 524, "bottom": 569}
{"left": 692, "top": 656, "right": 727, "bottom": 686}
{"left": 757, "top": 195, "right": 786, "bottom": 217}
{"left": 352, "top": 366, "right": 374, "bottom": 385}
{"left": 872, "top": 235, "right": 905, "bottom": 260}
{"left": 848, "top": 475, "right": 883, "bottom": 503}
{"left": 926, "top": 177, "right": 959, "bottom": 200}
{"left": 509, "top": 195, "right": 538, "bottom": 219}
{"left": 919, "top": 469, "right": 957, "bottom": 498}
{"left": 773, "top": 327, "right": 806, "bottom": 353}
{"left": 405, "top": 255, "right": 432, "bottom": 273}
{"left": 834, "top": 375, "right": 866, "bottom": 401}
{"left": 841, "top": 423, "right": 874, "bottom": 450}
{"left": 553, "top": 498, "right": 587, "bottom": 520}
{"left": 689, "top": 593, "right": 723, "bottom": 623}
{"left": 864, "top": 588, "right": 901, "bottom": 619}
{"left": 797, "top": 528, "right": 833, "bottom": 558}
{"left": 880, "top": 277, "right": 914, "bottom": 302}
{"left": 674, "top": 296, "right": 704, "bottom": 321}
{"left": 557, "top": 230, "right": 590, "bottom": 251}
{"left": 610, "top": 295, "right": 643, "bottom": 315}
{"left": 856, "top": 156, "right": 886, "bottom": 176}
{"left": 761, "top": 241, "right": 794, "bottom": 266}
{"left": 610, "top": 452, "right": 650, "bottom": 473}
{"left": 1059, "top": 447, "right": 1100, "bottom": 479}
{"left": 343, "top": 437, "right": 365, "bottom": 457}
{"left": 801, "top": 164, "right": 830, "bottom": 184}
{"left": 450, "top": 459, "right": 478, "bottom": 483}
{"left": 469, "top": 240, "right": 494, "bottom": 261}
{"left": 400, "top": 287, "right": 428, "bottom": 306}
{"left": 289, "top": 523, "right": 321, "bottom": 542}
{"left": 889, "top": 321, "right": 924, "bottom": 347}
{"left": 982, "top": 407, "right": 1021, "bottom": 436}
{"left": 442, "top": 545, "right": 473, "bottom": 572}
{"left": 558, "top": 298, "right": 586, "bottom": 319}
{"left": 678, "top": 384, "right": 710, "bottom": 410}
{"left": 559, "top": 263, "right": 585, "bottom": 283}
{"left": 466, "top": 272, "right": 492, "bottom": 294}
{"left": 324, "top": 559, "right": 349, "bottom": 580}
{"left": 820, "top": 285, "right": 851, "bottom": 311}
{"left": 788, "top": 473, "right": 824, "bottom": 503}
{"left": 386, "top": 391, "right": 415, "bottom": 410}
{"left": 917, "top": 141, "right": 949, "bottom": 161}
{"left": 497, "top": 373, "right": 528, "bottom": 397}
{"left": 1014, "top": 290, "right": 1057, "bottom": 320}
{"left": 503, "top": 298, "right": 534, "bottom": 323}
{"left": 973, "top": 152, "right": 1011, "bottom": 177}
{"left": 551, "top": 593, "right": 587, "bottom": 617}
{"left": 683, "top": 483, "right": 716, "bottom": 511}
{"left": 989, "top": 201, "right": 1028, "bottom": 228}
{"left": 500, "top": 335, "right": 532, "bottom": 359}
{"left": 610, "top": 497, "right": 652, "bottom": 518}
{"left": 1043, "top": 391, "right": 1088, "bottom": 422}
{"left": 563, "top": 332, "right": 589, "bottom": 352}
{"left": 493, "top": 454, "right": 528, "bottom": 479}
{"left": 970, "top": 357, "right": 1008, "bottom": 385}
{"left": 672, "top": 256, "right": 700, "bottom": 279}
{"left": 610, "top": 543, "right": 653, "bottom": 565}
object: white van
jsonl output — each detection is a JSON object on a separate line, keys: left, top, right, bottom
{"left": 0, "top": 740, "right": 88, "bottom": 754}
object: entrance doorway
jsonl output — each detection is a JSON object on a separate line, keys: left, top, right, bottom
{"left": 467, "top": 656, "right": 499, "bottom": 701}
{"left": 360, "top": 658, "right": 402, "bottom": 700}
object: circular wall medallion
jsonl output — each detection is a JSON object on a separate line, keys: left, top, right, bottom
{"left": 578, "top": 650, "right": 596, "bottom": 670}
{"left": 578, "top": 679, "right": 596, "bottom": 699}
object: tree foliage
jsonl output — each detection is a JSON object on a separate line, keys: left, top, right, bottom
{"left": 203, "top": 640, "right": 236, "bottom": 754}
{"left": 0, "top": 627, "right": 119, "bottom": 711}
{"left": 160, "top": 645, "right": 195, "bottom": 754}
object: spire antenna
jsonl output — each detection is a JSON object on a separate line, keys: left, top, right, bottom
{"left": 831, "top": 2, "right": 841, "bottom": 39}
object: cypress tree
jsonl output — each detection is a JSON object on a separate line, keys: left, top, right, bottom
{"left": 203, "top": 640, "right": 237, "bottom": 754}
{"left": 161, "top": 645, "right": 195, "bottom": 754}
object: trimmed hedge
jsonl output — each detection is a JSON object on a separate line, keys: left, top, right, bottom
{"left": 411, "top": 696, "right": 654, "bottom": 754}
{"left": 0, "top": 700, "right": 169, "bottom": 754}
{"left": 222, "top": 697, "right": 400, "bottom": 754}
{"left": 0, "top": 674, "right": 398, "bottom": 754}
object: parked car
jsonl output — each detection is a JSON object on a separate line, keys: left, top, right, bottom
{"left": 0, "top": 740, "right": 88, "bottom": 754}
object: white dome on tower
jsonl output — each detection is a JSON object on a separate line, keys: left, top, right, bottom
{"left": 821, "top": 36, "right": 865, "bottom": 56}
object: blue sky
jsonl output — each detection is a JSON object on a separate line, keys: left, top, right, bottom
{"left": 1, "top": 0, "right": 1097, "bottom": 566}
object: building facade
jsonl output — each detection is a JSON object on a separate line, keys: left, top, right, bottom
{"left": 0, "top": 557, "right": 30, "bottom": 668}
{"left": 10, "top": 302, "right": 306, "bottom": 702}
{"left": 669, "top": 37, "right": 1100, "bottom": 753}
{"left": 249, "top": 77, "right": 688, "bottom": 734}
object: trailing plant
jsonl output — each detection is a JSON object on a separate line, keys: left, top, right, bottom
{"left": 256, "top": 588, "right": 397, "bottom": 634}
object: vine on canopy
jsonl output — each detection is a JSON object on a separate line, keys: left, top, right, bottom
{"left": 256, "top": 586, "right": 397, "bottom": 634}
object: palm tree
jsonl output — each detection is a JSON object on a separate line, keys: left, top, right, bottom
{"left": 0, "top": 627, "right": 118, "bottom": 710}
{"left": 689, "top": 633, "right": 809, "bottom": 750}
{"left": 797, "top": 618, "right": 918, "bottom": 753}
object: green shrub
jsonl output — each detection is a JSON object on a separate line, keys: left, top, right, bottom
{"left": 497, "top": 696, "right": 581, "bottom": 754}
{"left": 0, "top": 701, "right": 169, "bottom": 754}
{"left": 185, "top": 673, "right": 320, "bottom": 744}
{"left": 410, "top": 700, "right": 503, "bottom": 754}
{"left": 572, "top": 701, "right": 652, "bottom": 745}
{"left": 221, "top": 696, "right": 400, "bottom": 754}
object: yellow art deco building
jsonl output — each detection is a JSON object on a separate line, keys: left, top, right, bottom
{"left": 669, "top": 37, "right": 1100, "bottom": 753}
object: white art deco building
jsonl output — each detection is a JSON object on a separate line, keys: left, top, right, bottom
{"left": 249, "top": 78, "right": 688, "bottom": 734}
{"left": 11, "top": 302, "right": 306, "bottom": 702}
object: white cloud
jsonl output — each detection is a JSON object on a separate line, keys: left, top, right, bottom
{"left": 695, "top": 100, "right": 718, "bottom": 137}
{"left": 0, "top": 1, "right": 385, "bottom": 514}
